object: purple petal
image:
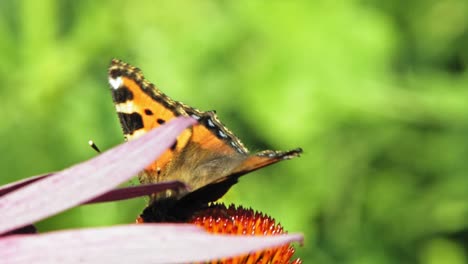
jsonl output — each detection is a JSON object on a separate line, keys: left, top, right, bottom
{"left": 83, "top": 181, "right": 187, "bottom": 204}
{"left": 0, "top": 174, "right": 52, "bottom": 197}
{"left": 0, "top": 117, "right": 196, "bottom": 235}
{"left": 0, "top": 224, "right": 303, "bottom": 263}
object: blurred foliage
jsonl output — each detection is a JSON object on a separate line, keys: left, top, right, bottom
{"left": 1, "top": 0, "right": 468, "bottom": 263}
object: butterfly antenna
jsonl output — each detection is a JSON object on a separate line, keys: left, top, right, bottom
{"left": 88, "top": 140, "right": 101, "bottom": 153}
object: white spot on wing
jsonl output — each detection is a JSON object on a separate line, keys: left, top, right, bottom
{"left": 191, "top": 114, "right": 201, "bottom": 120}
{"left": 109, "top": 76, "right": 123, "bottom": 90}
{"left": 115, "top": 101, "right": 138, "bottom": 113}
{"left": 218, "top": 130, "right": 227, "bottom": 138}
{"left": 126, "top": 129, "right": 146, "bottom": 140}
{"left": 207, "top": 118, "right": 215, "bottom": 127}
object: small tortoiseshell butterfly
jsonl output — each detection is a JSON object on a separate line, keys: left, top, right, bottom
{"left": 108, "top": 59, "right": 302, "bottom": 220}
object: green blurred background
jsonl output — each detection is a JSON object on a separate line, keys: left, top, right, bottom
{"left": 2, "top": 0, "right": 468, "bottom": 263}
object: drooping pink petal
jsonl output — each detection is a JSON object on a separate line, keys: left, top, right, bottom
{"left": 0, "top": 117, "right": 196, "bottom": 235}
{"left": 83, "top": 181, "right": 187, "bottom": 204}
{"left": 0, "top": 174, "right": 52, "bottom": 197}
{"left": 0, "top": 224, "right": 303, "bottom": 264}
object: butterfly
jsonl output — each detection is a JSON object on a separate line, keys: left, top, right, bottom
{"left": 108, "top": 59, "right": 302, "bottom": 221}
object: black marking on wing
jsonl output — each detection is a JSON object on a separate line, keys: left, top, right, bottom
{"left": 112, "top": 86, "right": 133, "bottom": 103}
{"left": 117, "top": 112, "right": 144, "bottom": 135}
{"left": 109, "top": 68, "right": 123, "bottom": 79}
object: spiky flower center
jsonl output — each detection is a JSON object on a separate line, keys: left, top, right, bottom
{"left": 189, "top": 204, "right": 301, "bottom": 264}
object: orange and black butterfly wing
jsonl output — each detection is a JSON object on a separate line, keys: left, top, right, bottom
{"left": 108, "top": 59, "right": 185, "bottom": 140}
{"left": 185, "top": 109, "right": 302, "bottom": 186}
{"left": 174, "top": 110, "right": 303, "bottom": 203}
{"left": 108, "top": 59, "right": 302, "bottom": 202}
{"left": 108, "top": 59, "right": 192, "bottom": 183}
